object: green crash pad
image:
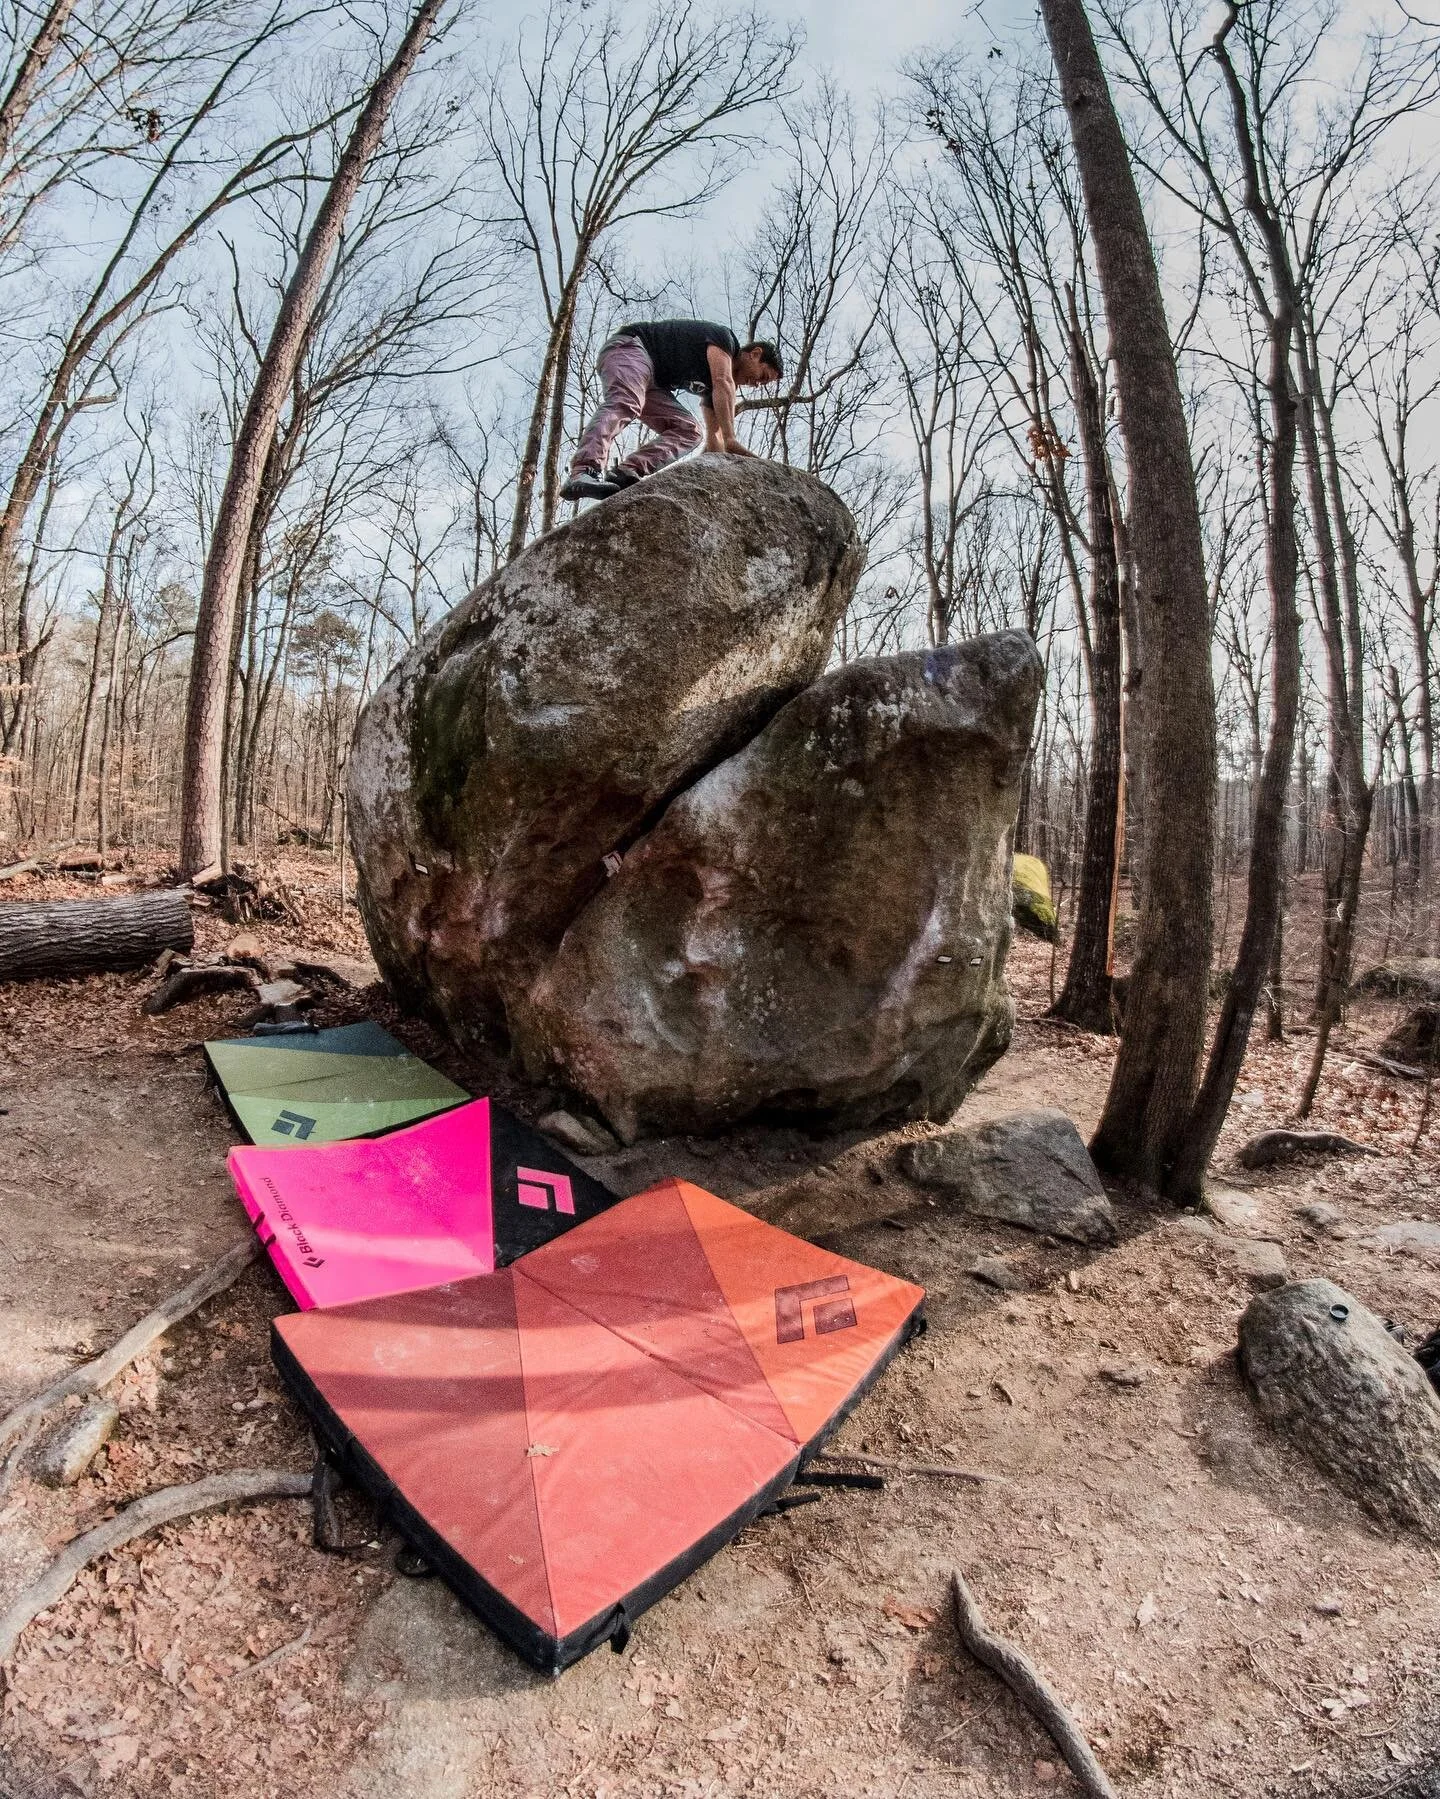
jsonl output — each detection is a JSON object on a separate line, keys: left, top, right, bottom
{"left": 205, "top": 1021, "right": 469, "bottom": 1147}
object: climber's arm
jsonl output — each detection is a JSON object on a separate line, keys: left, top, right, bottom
{"left": 705, "top": 344, "right": 752, "bottom": 455}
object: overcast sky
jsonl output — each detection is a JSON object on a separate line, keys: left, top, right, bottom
{"left": 791, "top": 0, "right": 984, "bottom": 74}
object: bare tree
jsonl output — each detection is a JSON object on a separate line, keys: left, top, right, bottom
{"left": 485, "top": 0, "right": 796, "bottom": 556}
{"left": 1171, "top": 3, "right": 1303, "bottom": 1193}
{"left": 1040, "top": 0, "right": 1218, "bottom": 1200}
{"left": 733, "top": 82, "right": 894, "bottom": 485}
{"left": 189, "top": 97, "right": 497, "bottom": 851}
{"left": 1102, "top": 0, "right": 1440, "bottom": 1123}
{"left": 1367, "top": 303, "right": 1439, "bottom": 910}
{"left": 179, "top": 0, "right": 449, "bottom": 878}
{"left": 0, "top": 5, "right": 342, "bottom": 627}
{"left": 0, "top": 0, "right": 254, "bottom": 257}
{"left": 916, "top": 62, "right": 1126, "bottom": 1034}
{"left": 71, "top": 416, "right": 155, "bottom": 834}
{"left": 878, "top": 205, "right": 999, "bottom": 646}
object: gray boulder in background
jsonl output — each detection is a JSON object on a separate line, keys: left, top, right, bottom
{"left": 518, "top": 633, "right": 1042, "bottom": 1141}
{"left": 899, "top": 1106, "right": 1117, "bottom": 1244}
{"left": 348, "top": 455, "right": 863, "bottom": 1040}
{"left": 1239, "top": 1278, "right": 1440, "bottom": 1534}
{"left": 1353, "top": 957, "right": 1440, "bottom": 1001}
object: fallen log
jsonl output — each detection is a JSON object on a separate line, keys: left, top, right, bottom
{"left": 0, "top": 888, "right": 192, "bottom": 982}
{"left": 1359, "top": 1052, "right": 1429, "bottom": 1081}
{"left": 1237, "top": 1129, "right": 1374, "bottom": 1170}
{"left": 0, "top": 859, "right": 39, "bottom": 881}
{"left": 0, "top": 1469, "right": 312, "bottom": 1663}
{"left": 950, "top": 1569, "right": 1117, "bottom": 1799}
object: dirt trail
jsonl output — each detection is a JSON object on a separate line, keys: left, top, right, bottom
{"left": 2, "top": 858, "right": 1439, "bottom": 1798}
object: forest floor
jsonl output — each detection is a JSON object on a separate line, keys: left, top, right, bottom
{"left": 2, "top": 849, "right": 1440, "bottom": 1799}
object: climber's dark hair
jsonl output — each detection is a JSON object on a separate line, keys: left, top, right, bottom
{"left": 743, "top": 339, "right": 783, "bottom": 380}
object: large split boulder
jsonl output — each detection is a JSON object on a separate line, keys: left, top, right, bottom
{"left": 517, "top": 633, "right": 1042, "bottom": 1140}
{"left": 1353, "top": 957, "right": 1440, "bottom": 1002}
{"left": 348, "top": 456, "right": 863, "bottom": 1033}
{"left": 349, "top": 456, "right": 1043, "bottom": 1140}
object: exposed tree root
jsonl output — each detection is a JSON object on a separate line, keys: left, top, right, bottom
{"left": 0, "top": 1468, "right": 312, "bottom": 1664}
{"left": 1237, "top": 1129, "right": 1374, "bottom": 1170}
{"left": 950, "top": 1568, "right": 1118, "bottom": 1799}
{"left": 0, "top": 1240, "right": 260, "bottom": 1483}
{"left": 809, "top": 1452, "right": 1010, "bottom": 1485}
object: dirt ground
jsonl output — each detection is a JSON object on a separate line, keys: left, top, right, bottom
{"left": 2, "top": 850, "right": 1440, "bottom": 1799}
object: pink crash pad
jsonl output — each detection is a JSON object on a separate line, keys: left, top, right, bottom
{"left": 228, "top": 1097, "right": 616, "bottom": 1309}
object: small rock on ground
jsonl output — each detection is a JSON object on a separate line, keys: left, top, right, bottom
{"left": 969, "top": 1255, "right": 1025, "bottom": 1292}
{"left": 1234, "top": 1240, "right": 1289, "bottom": 1291}
{"left": 901, "top": 1108, "right": 1116, "bottom": 1245}
{"left": 255, "top": 978, "right": 307, "bottom": 1008}
{"left": 537, "top": 1109, "right": 619, "bottom": 1157}
{"left": 1206, "top": 1187, "right": 1264, "bottom": 1232}
{"left": 1176, "top": 1213, "right": 1216, "bottom": 1236}
{"left": 1296, "top": 1200, "right": 1342, "bottom": 1233}
{"left": 1365, "top": 1221, "right": 1440, "bottom": 1259}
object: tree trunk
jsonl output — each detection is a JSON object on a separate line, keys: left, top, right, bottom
{"left": 71, "top": 514, "right": 125, "bottom": 832}
{"left": 0, "top": 890, "right": 192, "bottom": 982}
{"left": 1040, "top": 0, "right": 1217, "bottom": 1198}
{"left": 1296, "top": 727, "right": 1310, "bottom": 874}
{"left": 539, "top": 288, "right": 580, "bottom": 537}
{"left": 1293, "top": 322, "right": 1367, "bottom": 1015}
{"left": 1388, "top": 664, "right": 1422, "bottom": 887}
{"left": 1, "top": 462, "right": 60, "bottom": 763}
{"left": 1113, "top": 480, "right": 1144, "bottom": 903}
{"left": 1051, "top": 291, "right": 1122, "bottom": 1033}
{"left": 0, "top": 0, "right": 78, "bottom": 178}
{"left": 1265, "top": 896, "right": 1286, "bottom": 1041}
{"left": 1169, "top": 7, "right": 1304, "bottom": 1196}
{"left": 1298, "top": 779, "right": 1376, "bottom": 1117}
{"left": 95, "top": 597, "right": 126, "bottom": 855}
{"left": 507, "top": 314, "right": 566, "bottom": 560}
{"left": 178, "top": 0, "right": 447, "bottom": 877}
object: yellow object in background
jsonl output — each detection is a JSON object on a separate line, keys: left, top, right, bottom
{"left": 1012, "top": 853, "right": 1058, "bottom": 942}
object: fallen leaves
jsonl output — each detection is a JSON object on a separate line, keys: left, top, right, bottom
{"left": 627, "top": 1659, "right": 684, "bottom": 1718}
{"left": 883, "top": 1597, "right": 938, "bottom": 1632}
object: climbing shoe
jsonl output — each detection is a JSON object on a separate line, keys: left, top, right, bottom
{"left": 560, "top": 470, "right": 619, "bottom": 501}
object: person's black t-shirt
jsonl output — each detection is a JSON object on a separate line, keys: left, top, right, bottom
{"left": 618, "top": 319, "right": 740, "bottom": 399}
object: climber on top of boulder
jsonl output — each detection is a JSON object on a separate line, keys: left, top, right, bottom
{"left": 559, "top": 319, "right": 783, "bottom": 503}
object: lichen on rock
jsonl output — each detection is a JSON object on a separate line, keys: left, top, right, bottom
{"left": 348, "top": 455, "right": 863, "bottom": 1036}
{"left": 348, "top": 455, "right": 1042, "bottom": 1141}
{"left": 519, "top": 633, "right": 1042, "bottom": 1140}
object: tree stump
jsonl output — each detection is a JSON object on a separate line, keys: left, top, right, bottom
{"left": 0, "top": 889, "right": 193, "bottom": 982}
